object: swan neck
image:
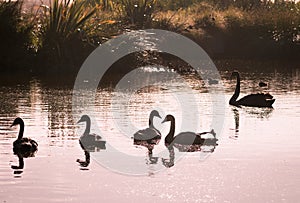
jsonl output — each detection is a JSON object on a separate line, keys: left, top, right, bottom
{"left": 84, "top": 119, "right": 91, "bottom": 135}
{"left": 17, "top": 122, "right": 24, "bottom": 140}
{"left": 166, "top": 119, "right": 175, "bottom": 144}
{"left": 149, "top": 118, "right": 153, "bottom": 128}
{"left": 149, "top": 114, "right": 156, "bottom": 129}
{"left": 230, "top": 74, "right": 240, "bottom": 104}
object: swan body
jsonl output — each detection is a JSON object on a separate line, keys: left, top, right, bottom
{"left": 77, "top": 115, "right": 106, "bottom": 150}
{"left": 11, "top": 117, "right": 38, "bottom": 157}
{"left": 229, "top": 71, "right": 275, "bottom": 107}
{"left": 133, "top": 110, "right": 162, "bottom": 144}
{"left": 162, "top": 115, "right": 217, "bottom": 146}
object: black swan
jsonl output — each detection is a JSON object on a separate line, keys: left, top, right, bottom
{"left": 162, "top": 115, "right": 217, "bottom": 146}
{"left": 11, "top": 117, "right": 38, "bottom": 157}
{"left": 77, "top": 115, "right": 106, "bottom": 150}
{"left": 133, "top": 110, "right": 162, "bottom": 144}
{"left": 229, "top": 71, "right": 275, "bottom": 107}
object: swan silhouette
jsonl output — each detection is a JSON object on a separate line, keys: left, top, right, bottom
{"left": 11, "top": 117, "right": 38, "bottom": 158}
{"left": 133, "top": 110, "right": 162, "bottom": 144}
{"left": 162, "top": 115, "right": 217, "bottom": 146}
{"left": 229, "top": 71, "right": 275, "bottom": 107}
{"left": 77, "top": 115, "right": 106, "bottom": 150}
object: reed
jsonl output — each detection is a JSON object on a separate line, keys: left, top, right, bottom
{"left": 40, "top": 0, "right": 96, "bottom": 54}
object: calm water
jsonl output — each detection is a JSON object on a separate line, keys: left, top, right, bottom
{"left": 0, "top": 68, "right": 300, "bottom": 202}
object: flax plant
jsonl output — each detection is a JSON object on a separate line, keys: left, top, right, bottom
{"left": 40, "top": 0, "right": 96, "bottom": 58}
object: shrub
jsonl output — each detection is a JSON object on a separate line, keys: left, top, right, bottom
{"left": 0, "top": 0, "right": 33, "bottom": 71}
{"left": 116, "top": 0, "right": 156, "bottom": 28}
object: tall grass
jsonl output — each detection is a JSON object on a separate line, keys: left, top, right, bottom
{"left": 40, "top": 0, "right": 96, "bottom": 55}
{"left": 1, "top": 0, "right": 299, "bottom": 73}
{"left": 116, "top": 0, "right": 156, "bottom": 27}
{"left": 37, "top": 0, "right": 96, "bottom": 70}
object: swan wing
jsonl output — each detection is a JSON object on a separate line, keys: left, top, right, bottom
{"left": 80, "top": 134, "right": 106, "bottom": 150}
{"left": 174, "top": 132, "right": 201, "bottom": 145}
{"left": 238, "top": 93, "right": 275, "bottom": 107}
{"left": 13, "top": 138, "right": 38, "bottom": 157}
{"left": 134, "top": 128, "right": 161, "bottom": 141}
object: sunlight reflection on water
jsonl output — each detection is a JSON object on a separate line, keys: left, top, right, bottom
{"left": 0, "top": 68, "right": 300, "bottom": 202}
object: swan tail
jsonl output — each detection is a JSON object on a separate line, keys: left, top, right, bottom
{"left": 210, "top": 129, "right": 216, "bottom": 138}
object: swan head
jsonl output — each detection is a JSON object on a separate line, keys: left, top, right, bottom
{"left": 231, "top": 71, "right": 239, "bottom": 79}
{"left": 150, "top": 110, "right": 162, "bottom": 119}
{"left": 162, "top": 115, "right": 175, "bottom": 123}
{"left": 11, "top": 117, "right": 24, "bottom": 127}
{"left": 77, "top": 115, "right": 91, "bottom": 124}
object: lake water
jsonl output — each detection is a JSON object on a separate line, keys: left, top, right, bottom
{"left": 0, "top": 67, "right": 300, "bottom": 202}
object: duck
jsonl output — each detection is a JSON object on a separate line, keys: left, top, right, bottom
{"left": 133, "top": 110, "right": 162, "bottom": 144}
{"left": 259, "top": 81, "right": 268, "bottom": 87}
{"left": 229, "top": 71, "right": 275, "bottom": 107}
{"left": 208, "top": 78, "right": 219, "bottom": 85}
{"left": 162, "top": 115, "right": 217, "bottom": 146}
{"left": 11, "top": 117, "right": 38, "bottom": 157}
{"left": 77, "top": 115, "right": 106, "bottom": 150}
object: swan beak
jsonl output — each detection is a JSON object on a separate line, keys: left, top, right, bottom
{"left": 157, "top": 114, "right": 162, "bottom": 119}
{"left": 77, "top": 118, "right": 84, "bottom": 124}
{"left": 161, "top": 117, "right": 168, "bottom": 123}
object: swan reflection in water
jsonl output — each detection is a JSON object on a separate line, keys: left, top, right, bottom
{"left": 229, "top": 108, "right": 240, "bottom": 139}
{"left": 10, "top": 117, "right": 38, "bottom": 175}
{"left": 76, "top": 115, "right": 106, "bottom": 168}
{"left": 162, "top": 142, "right": 218, "bottom": 168}
{"left": 133, "top": 139, "right": 160, "bottom": 165}
{"left": 230, "top": 106, "right": 274, "bottom": 139}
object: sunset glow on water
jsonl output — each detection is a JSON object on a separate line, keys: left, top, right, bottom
{"left": 0, "top": 68, "right": 299, "bottom": 202}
